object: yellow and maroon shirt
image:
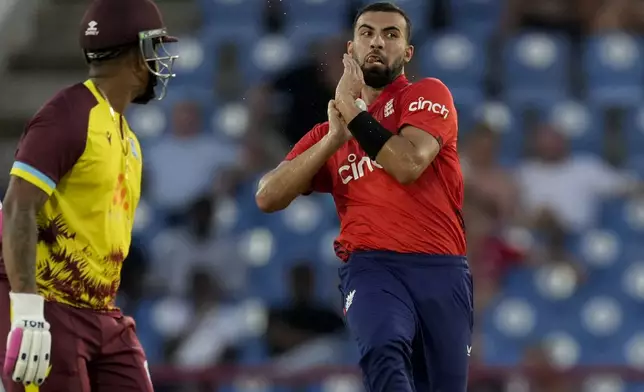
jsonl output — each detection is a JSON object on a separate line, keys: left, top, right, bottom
{"left": 3, "top": 79, "right": 142, "bottom": 311}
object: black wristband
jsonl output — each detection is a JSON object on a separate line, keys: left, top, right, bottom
{"left": 347, "top": 111, "right": 393, "bottom": 160}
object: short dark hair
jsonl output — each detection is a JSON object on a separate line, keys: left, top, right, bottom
{"left": 353, "top": 2, "right": 412, "bottom": 42}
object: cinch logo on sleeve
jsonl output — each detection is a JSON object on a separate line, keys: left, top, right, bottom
{"left": 408, "top": 97, "right": 450, "bottom": 119}
{"left": 338, "top": 153, "right": 383, "bottom": 184}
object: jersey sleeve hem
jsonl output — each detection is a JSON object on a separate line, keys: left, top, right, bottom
{"left": 10, "top": 161, "right": 56, "bottom": 196}
{"left": 399, "top": 121, "right": 443, "bottom": 144}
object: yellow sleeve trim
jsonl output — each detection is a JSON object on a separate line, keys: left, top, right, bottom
{"left": 10, "top": 163, "right": 55, "bottom": 196}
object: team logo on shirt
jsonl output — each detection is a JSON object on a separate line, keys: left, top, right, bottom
{"left": 344, "top": 290, "right": 356, "bottom": 315}
{"left": 384, "top": 98, "right": 394, "bottom": 117}
{"left": 129, "top": 138, "right": 139, "bottom": 159}
{"left": 338, "top": 153, "right": 383, "bottom": 184}
{"left": 408, "top": 97, "right": 450, "bottom": 119}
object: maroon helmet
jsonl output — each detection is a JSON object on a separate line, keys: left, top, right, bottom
{"left": 79, "top": 0, "right": 179, "bottom": 102}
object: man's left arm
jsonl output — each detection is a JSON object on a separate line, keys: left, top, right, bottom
{"left": 335, "top": 78, "right": 456, "bottom": 184}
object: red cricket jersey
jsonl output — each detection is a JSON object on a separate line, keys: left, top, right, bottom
{"left": 285, "top": 75, "right": 466, "bottom": 260}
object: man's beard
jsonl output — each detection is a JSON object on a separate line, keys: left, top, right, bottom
{"left": 132, "top": 70, "right": 157, "bottom": 105}
{"left": 360, "top": 56, "right": 405, "bottom": 89}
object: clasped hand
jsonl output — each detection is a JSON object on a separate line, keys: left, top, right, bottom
{"left": 335, "top": 54, "right": 365, "bottom": 101}
{"left": 328, "top": 54, "right": 366, "bottom": 144}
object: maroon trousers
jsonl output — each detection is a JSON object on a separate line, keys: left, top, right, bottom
{"left": 0, "top": 280, "right": 153, "bottom": 392}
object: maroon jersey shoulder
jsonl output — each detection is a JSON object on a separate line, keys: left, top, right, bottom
{"left": 15, "top": 83, "right": 97, "bottom": 185}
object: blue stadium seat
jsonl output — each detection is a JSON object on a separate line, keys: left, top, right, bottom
{"left": 163, "top": 86, "right": 215, "bottom": 109}
{"left": 246, "top": 224, "right": 338, "bottom": 304}
{"left": 283, "top": 0, "right": 348, "bottom": 32}
{"left": 502, "top": 32, "right": 571, "bottom": 106}
{"left": 312, "top": 262, "right": 341, "bottom": 303}
{"left": 455, "top": 102, "right": 477, "bottom": 136}
{"left": 245, "top": 194, "right": 340, "bottom": 303}
{"left": 358, "top": 0, "right": 432, "bottom": 37}
{"left": 170, "top": 36, "right": 215, "bottom": 87}
{"left": 230, "top": 176, "right": 269, "bottom": 233}
{"left": 573, "top": 229, "right": 624, "bottom": 272}
{"left": 418, "top": 32, "right": 486, "bottom": 106}
{"left": 201, "top": 28, "right": 279, "bottom": 87}
{"left": 284, "top": 25, "right": 341, "bottom": 59}
{"left": 264, "top": 199, "right": 335, "bottom": 255}
{"left": 502, "top": 268, "right": 536, "bottom": 297}
{"left": 480, "top": 331, "right": 524, "bottom": 365}
{"left": 127, "top": 87, "right": 214, "bottom": 141}
{"left": 544, "top": 101, "right": 603, "bottom": 155}
{"left": 481, "top": 295, "right": 540, "bottom": 365}
{"left": 600, "top": 199, "right": 631, "bottom": 236}
{"left": 623, "top": 237, "right": 644, "bottom": 262}
{"left": 198, "top": 0, "right": 263, "bottom": 30}
{"left": 247, "top": 260, "right": 289, "bottom": 304}
{"left": 627, "top": 153, "right": 644, "bottom": 178}
{"left": 583, "top": 33, "right": 644, "bottom": 107}
{"left": 176, "top": 28, "right": 261, "bottom": 89}
{"left": 238, "top": 338, "right": 269, "bottom": 364}
{"left": 253, "top": 35, "right": 299, "bottom": 83}
{"left": 127, "top": 105, "right": 169, "bottom": 141}
{"left": 132, "top": 200, "right": 170, "bottom": 244}
{"left": 561, "top": 294, "right": 628, "bottom": 364}
{"left": 624, "top": 106, "right": 644, "bottom": 158}
{"left": 493, "top": 100, "right": 602, "bottom": 159}
{"left": 619, "top": 327, "right": 644, "bottom": 370}
{"left": 449, "top": 0, "right": 503, "bottom": 39}
{"left": 477, "top": 102, "right": 521, "bottom": 166}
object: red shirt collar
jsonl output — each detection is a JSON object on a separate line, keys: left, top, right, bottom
{"left": 367, "top": 74, "right": 410, "bottom": 109}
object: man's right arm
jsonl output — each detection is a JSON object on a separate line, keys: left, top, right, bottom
{"left": 2, "top": 179, "right": 48, "bottom": 293}
{"left": 2, "top": 96, "right": 87, "bottom": 294}
{"left": 256, "top": 126, "right": 341, "bottom": 213}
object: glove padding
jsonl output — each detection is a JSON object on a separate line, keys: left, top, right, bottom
{"left": 4, "top": 292, "right": 51, "bottom": 386}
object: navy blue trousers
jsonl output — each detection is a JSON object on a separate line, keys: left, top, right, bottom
{"left": 339, "top": 251, "right": 474, "bottom": 392}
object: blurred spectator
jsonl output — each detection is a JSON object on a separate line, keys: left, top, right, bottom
{"left": 468, "top": 364, "right": 504, "bottom": 392}
{"left": 160, "top": 269, "right": 261, "bottom": 368}
{"left": 503, "top": 0, "right": 592, "bottom": 35}
{"left": 465, "top": 190, "right": 526, "bottom": 316}
{"left": 537, "top": 220, "right": 585, "bottom": 279}
{"left": 520, "top": 343, "right": 581, "bottom": 392}
{"left": 591, "top": 0, "right": 644, "bottom": 33}
{"left": 146, "top": 100, "right": 241, "bottom": 213}
{"left": 461, "top": 124, "right": 520, "bottom": 222}
{"left": 516, "top": 123, "right": 639, "bottom": 231}
{"left": 213, "top": 141, "right": 275, "bottom": 196}
{"left": 150, "top": 195, "right": 247, "bottom": 298}
{"left": 504, "top": 0, "right": 644, "bottom": 35}
{"left": 248, "top": 36, "right": 346, "bottom": 146}
{"left": 267, "top": 262, "right": 345, "bottom": 368}
{"left": 118, "top": 243, "right": 164, "bottom": 364}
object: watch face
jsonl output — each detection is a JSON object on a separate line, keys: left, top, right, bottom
{"left": 355, "top": 98, "right": 367, "bottom": 111}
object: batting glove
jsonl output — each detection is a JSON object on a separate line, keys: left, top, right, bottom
{"left": 4, "top": 292, "right": 51, "bottom": 386}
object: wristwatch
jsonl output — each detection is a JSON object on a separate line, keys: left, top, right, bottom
{"left": 355, "top": 98, "right": 367, "bottom": 111}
